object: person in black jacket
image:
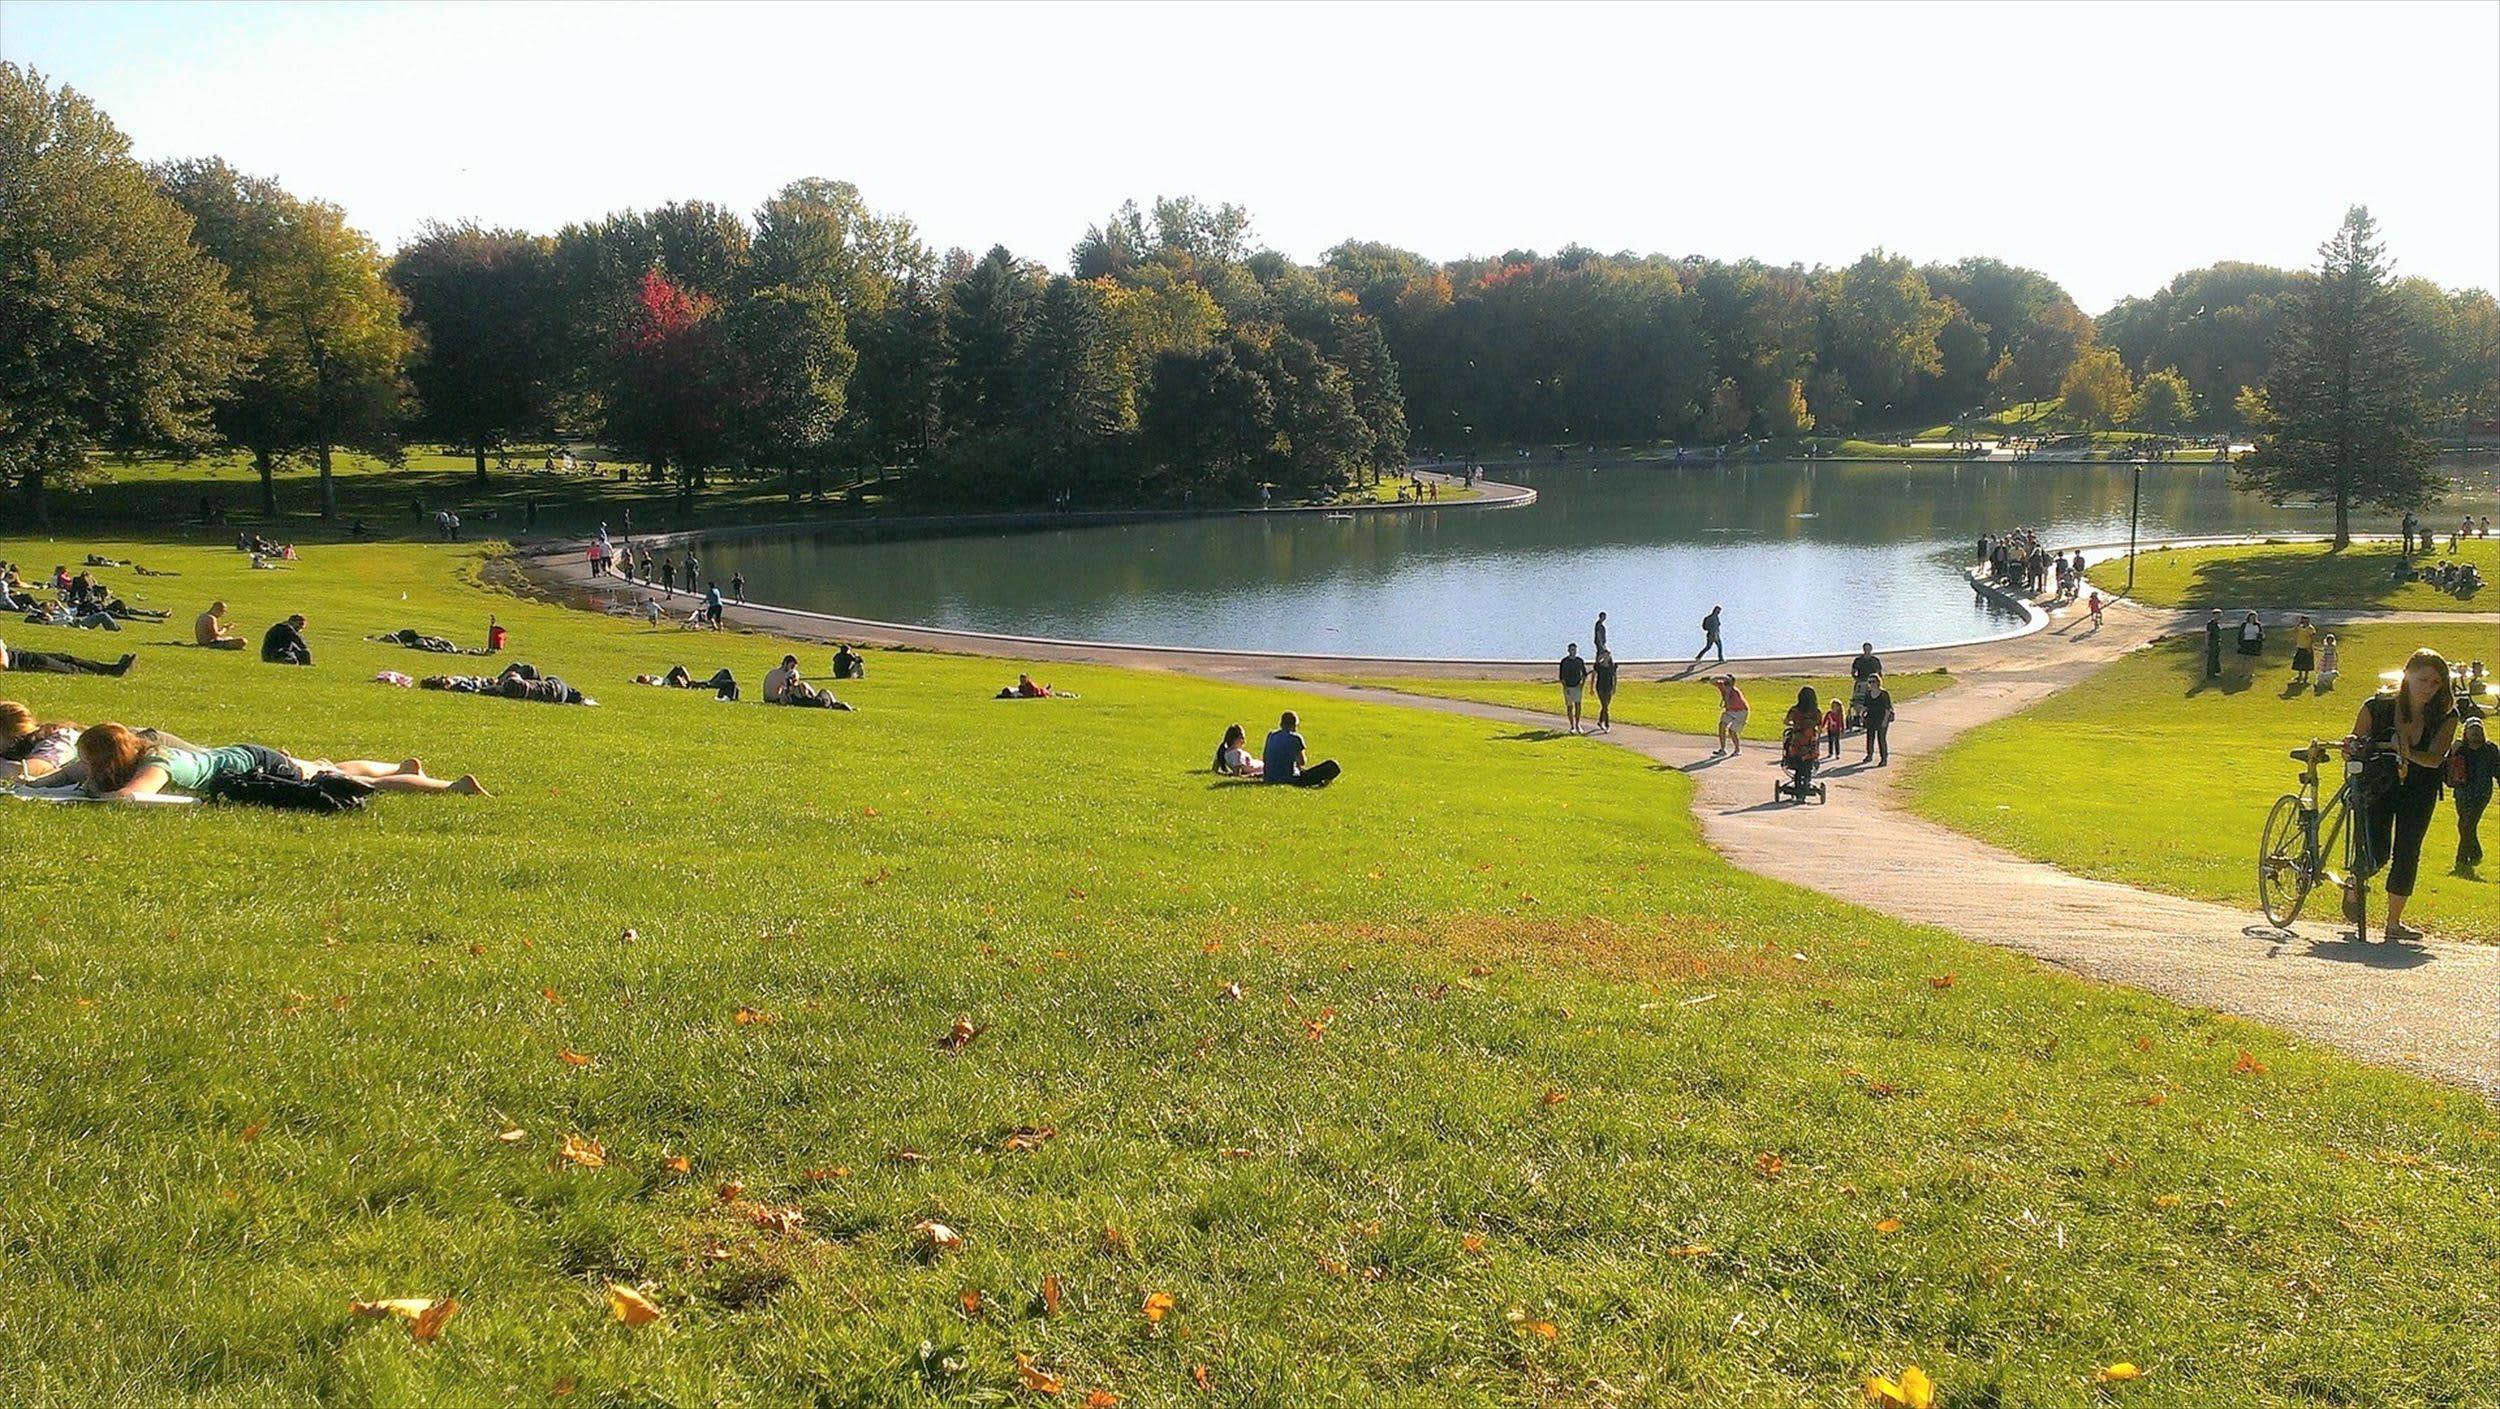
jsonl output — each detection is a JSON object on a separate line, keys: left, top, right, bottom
{"left": 261, "top": 614, "right": 312, "bottom": 665}
{"left": 2204, "top": 610, "right": 2223, "bottom": 679}
{"left": 1860, "top": 675, "right": 1896, "bottom": 765}
{"left": 1557, "top": 644, "right": 1588, "bottom": 734}
{"left": 2454, "top": 716, "right": 2498, "bottom": 872}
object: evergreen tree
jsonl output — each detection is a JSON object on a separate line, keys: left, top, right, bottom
{"left": 2238, "top": 206, "right": 2439, "bottom": 548}
{"left": 1020, "top": 276, "right": 1124, "bottom": 497}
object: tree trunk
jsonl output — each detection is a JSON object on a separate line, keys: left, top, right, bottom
{"left": 2333, "top": 492, "right": 2351, "bottom": 551}
{"left": 256, "top": 447, "right": 277, "bottom": 518}
{"left": 21, "top": 463, "right": 47, "bottom": 529}
{"left": 474, "top": 442, "right": 489, "bottom": 489}
{"left": 317, "top": 441, "right": 337, "bottom": 521}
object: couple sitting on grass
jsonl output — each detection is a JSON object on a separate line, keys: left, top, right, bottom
{"left": 1213, "top": 711, "right": 1342, "bottom": 787}
{"left": 765, "top": 655, "right": 853, "bottom": 710}
{"left": 3, "top": 700, "right": 486, "bottom": 799}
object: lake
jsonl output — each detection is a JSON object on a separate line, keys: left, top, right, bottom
{"left": 688, "top": 458, "right": 2498, "bottom": 660}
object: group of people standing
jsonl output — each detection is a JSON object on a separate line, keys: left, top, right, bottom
{"left": 2343, "top": 649, "right": 2498, "bottom": 939}
{"left": 1978, "top": 531, "right": 2086, "bottom": 600}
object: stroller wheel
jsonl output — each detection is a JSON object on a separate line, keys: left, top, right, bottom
{"left": 1816, "top": 784, "right": 1828, "bottom": 803}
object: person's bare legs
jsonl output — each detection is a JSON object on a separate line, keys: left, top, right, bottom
{"left": 319, "top": 758, "right": 421, "bottom": 779}
{"left": 360, "top": 771, "right": 489, "bottom": 796}
{"left": 2385, "top": 890, "right": 2413, "bottom": 935}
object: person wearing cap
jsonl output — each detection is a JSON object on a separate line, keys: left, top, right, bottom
{"left": 1712, "top": 673, "right": 1749, "bottom": 756}
{"left": 2453, "top": 716, "right": 2498, "bottom": 872}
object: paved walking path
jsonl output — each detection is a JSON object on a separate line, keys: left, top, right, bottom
{"left": 1292, "top": 593, "right": 2500, "bottom": 1094}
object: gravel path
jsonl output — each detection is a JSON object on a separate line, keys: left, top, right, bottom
{"left": 1294, "top": 594, "right": 2500, "bottom": 1094}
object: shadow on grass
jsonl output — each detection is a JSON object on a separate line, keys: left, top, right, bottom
{"left": 1495, "top": 729, "right": 1572, "bottom": 743}
{"left": 2176, "top": 544, "right": 2487, "bottom": 612}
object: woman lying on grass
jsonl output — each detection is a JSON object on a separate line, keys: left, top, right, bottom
{"left": 0, "top": 700, "right": 78, "bottom": 780}
{"left": 48, "top": 723, "right": 488, "bottom": 800}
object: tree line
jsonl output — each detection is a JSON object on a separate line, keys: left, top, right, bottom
{"left": 5, "top": 62, "right": 2496, "bottom": 528}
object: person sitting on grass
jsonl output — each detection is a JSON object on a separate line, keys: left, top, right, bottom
{"left": 1261, "top": 711, "right": 1341, "bottom": 787}
{"left": 0, "top": 701, "right": 79, "bottom": 781}
{"left": 1, "top": 637, "right": 134, "bottom": 677}
{"left": 764, "top": 655, "right": 853, "bottom": 710}
{"left": 51, "top": 723, "right": 487, "bottom": 799}
{"left": 833, "top": 644, "right": 864, "bottom": 680}
{"left": 195, "top": 601, "right": 245, "bottom": 651}
{"left": 1212, "top": 722, "right": 1264, "bottom": 778}
{"left": 261, "top": 613, "right": 312, "bottom": 666}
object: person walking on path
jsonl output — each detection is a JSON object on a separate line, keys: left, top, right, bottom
{"left": 661, "top": 558, "right": 677, "bottom": 597}
{"left": 2452, "top": 716, "right": 2497, "bottom": 873}
{"left": 704, "top": 582, "right": 725, "bottom": 629}
{"left": 1591, "top": 612, "right": 1608, "bottom": 658}
{"left": 731, "top": 572, "right": 746, "bottom": 606}
{"left": 1711, "top": 674, "right": 1749, "bottom": 756}
{"left": 1694, "top": 605, "right": 1724, "bottom": 664}
{"left": 1557, "top": 644, "right": 1589, "bottom": 735}
{"left": 1592, "top": 648, "right": 1618, "bottom": 734}
{"left": 2354, "top": 648, "right": 2458, "bottom": 941}
{"left": 1860, "top": 674, "right": 1896, "bottom": 765}
{"left": 2291, "top": 616, "right": 2318, "bottom": 687}
{"left": 2204, "top": 609, "right": 2224, "bottom": 679}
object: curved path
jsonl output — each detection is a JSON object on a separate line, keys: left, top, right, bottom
{"left": 522, "top": 543, "right": 2500, "bottom": 1092}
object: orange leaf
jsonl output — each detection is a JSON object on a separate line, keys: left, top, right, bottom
{"left": 605, "top": 1283, "right": 663, "bottom": 1325}
{"left": 1927, "top": 974, "right": 1956, "bottom": 990}
{"left": 1460, "top": 1234, "right": 1488, "bottom": 1255}
{"left": 551, "top": 1378, "right": 575, "bottom": 1397}
{"left": 746, "top": 1203, "right": 805, "bottom": 1236}
{"left": 1755, "top": 1152, "right": 1785, "bottom": 1180}
{"left": 1190, "top": 1363, "right": 1214, "bottom": 1391}
{"left": 887, "top": 1148, "right": 930, "bottom": 1165}
{"left": 961, "top": 1288, "right": 985, "bottom": 1316}
{"left": 1002, "top": 1126, "right": 1058, "bottom": 1151}
{"left": 1083, "top": 1392, "right": 1120, "bottom": 1408}
{"left": 2232, "top": 1049, "right": 2268, "bottom": 1076}
{"left": 734, "top": 1006, "right": 773, "bottom": 1025}
{"left": 349, "top": 1295, "right": 458, "bottom": 1341}
{"left": 1201, "top": 940, "right": 1222, "bottom": 955}
{"left": 239, "top": 1122, "right": 265, "bottom": 1143}
{"left": 1522, "top": 1320, "right": 1558, "bottom": 1340}
{"left": 938, "top": 1015, "right": 984, "bottom": 1051}
{"left": 1539, "top": 1089, "right": 1567, "bottom": 1106}
{"left": 1040, "top": 1272, "right": 1063, "bottom": 1316}
{"left": 557, "top": 1049, "right": 592, "bottom": 1066}
{"left": 718, "top": 1180, "right": 746, "bottom": 1201}
{"left": 805, "top": 1165, "right": 850, "bottom": 1181}
{"left": 409, "top": 1297, "right": 460, "bottom": 1342}
{"left": 658, "top": 1153, "right": 690, "bottom": 1174}
{"left": 558, "top": 1133, "right": 606, "bottom": 1168}
{"left": 540, "top": 987, "right": 565, "bottom": 1005}
{"left": 467, "top": 942, "right": 486, "bottom": 957}
{"left": 1014, "top": 1352, "right": 1064, "bottom": 1395}
{"left": 1874, "top": 1218, "right": 1903, "bottom": 1234}
{"left": 1142, "top": 1290, "right": 1175, "bottom": 1323}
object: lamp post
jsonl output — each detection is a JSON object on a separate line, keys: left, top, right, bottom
{"left": 2125, "top": 460, "right": 2141, "bottom": 597}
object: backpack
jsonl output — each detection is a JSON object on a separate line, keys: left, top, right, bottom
{"left": 208, "top": 769, "right": 374, "bottom": 814}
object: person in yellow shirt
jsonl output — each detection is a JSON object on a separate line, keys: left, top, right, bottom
{"left": 2290, "top": 615, "right": 2318, "bottom": 688}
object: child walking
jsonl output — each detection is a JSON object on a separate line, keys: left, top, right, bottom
{"left": 1821, "top": 697, "right": 1845, "bottom": 758}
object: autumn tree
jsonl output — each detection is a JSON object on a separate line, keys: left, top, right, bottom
{"left": 157, "top": 158, "right": 412, "bottom": 520}
{"left": 0, "top": 64, "right": 245, "bottom": 524}
{"left": 2237, "top": 206, "right": 2439, "bottom": 547}
{"left": 2058, "top": 345, "right": 2136, "bottom": 431}
{"left": 2131, "top": 367, "right": 2195, "bottom": 433}
{"left": 604, "top": 270, "right": 729, "bottom": 494}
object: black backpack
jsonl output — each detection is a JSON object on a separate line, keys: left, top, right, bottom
{"left": 208, "top": 769, "right": 375, "bottom": 814}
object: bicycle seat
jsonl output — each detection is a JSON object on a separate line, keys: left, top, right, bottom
{"left": 2287, "top": 743, "right": 2335, "bottom": 763}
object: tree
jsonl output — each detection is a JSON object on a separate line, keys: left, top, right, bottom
{"left": 604, "top": 270, "right": 729, "bottom": 496}
{"left": 938, "top": 246, "right": 1043, "bottom": 444}
{"left": 721, "top": 283, "right": 855, "bottom": 498}
{"left": 2237, "top": 206, "right": 2439, "bottom": 548}
{"left": 0, "top": 65, "right": 245, "bottom": 525}
{"left": 2098, "top": 262, "right": 2305, "bottom": 424}
{"left": 392, "top": 223, "right": 559, "bottom": 485}
{"left": 2436, "top": 288, "right": 2500, "bottom": 452}
{"left": 1019, "top": 276, "right": 1124, "bottom": 495}
{"left": 2131, "top": 366, "right": 2194, "bottom": 433}
{"left": 159, "top": 158, "right": 413, "bottom": 520}
{"left": 2058, "top": 344, "right": 2136, "bottom": 431}
{"left": 1817, "top": 250, "right": 1950, "bottom": 418}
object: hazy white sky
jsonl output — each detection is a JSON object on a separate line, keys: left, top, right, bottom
{"left": 5, "top": 0, "right": 2494, "bottom": 310}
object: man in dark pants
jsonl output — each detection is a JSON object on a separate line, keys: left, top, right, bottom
{"left": 1, "top": 638, "right": 134, "bottom": 676}
{"left": 1694, "top": 605, "right": 1724, "bottom": 664}
{"left": 2204, "top": 609, "right": 2223, "bottom": 678}
{"left": 1261, "top": 710, "right": 1342, "bottom": 787}
{"left": 262, "top": 613, "right": 313, "bottom": 665}
{"left": 1861, "top": 674, "right": 1895, "bottom": 765}
{"left": 1557, "top": 643, "right": 1588, "bottom": 734}
{"left": 2455, "top": 717, "right": 2497, "bottom": 871}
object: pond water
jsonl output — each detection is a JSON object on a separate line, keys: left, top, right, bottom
{"left": 690, "top": 458, "right": 2497, "bottom": 660}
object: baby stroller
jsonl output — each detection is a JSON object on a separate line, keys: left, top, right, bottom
{"left": 1774, "top": 712, "right": 1828, "bottom": 804}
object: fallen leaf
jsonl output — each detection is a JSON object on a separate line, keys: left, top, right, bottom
{"left": 619, "top": 927, "right": 638, "bottom": 943}
{"left": 718, "top": 1181, "right": 746, "bottom": 1201}
{"left": 913, "top": 1218, "right": 964, "bottom": 1252}
{"left": 551, "top": 1377, "right": 575, "bottom": 1397}
{"left": 409, "top": 1297, "right": 460, "bottom": 1342}
{"left": 961, "top": 1288, "right": 985, "bottom": 1316}
{"left": 1755, "top": 1151, "right": 1786, "bottom": 1180}
{"left": 887, "top": 1148, "right": 930, "bottom": 1165}
{"left": 2134, "top": 1036, "right": 2153, "bottom": 1052}
{"left": 1864, "top": 1364, "right": 1934, "bottom": 1408}
{"left": 1874, "top": 1218, "right": 1903, "bottom": 1234}
{"left": 862, "top": 806, "right": 878, "bottom": 817}
{"left": 1468, "top": 964, "right": 1491, "bottom": 977}
{"left": 467, "top": 942, "right": 486, "bottom": 957}
{"left": 1102, "top": 1224, "right": 1131, "bottom": 1255}
{"left": 805, "top": 1165, "right": 850, "bottom": 1182}
{"left": 1040, "top": 1272, "right": 1063, "bottom": 1316}
{"left": 937, "top": 1015, "right": 984, "bottom": 1051}
{"left": 2095, "top": 1362, "right": 2145, "bottom": 1383}
{"left": 1083, "top": 1391, "right": 1119, "bottom": 1408}
{"left": 495, "top": 1127, "right": 527, "bottom": 1144}
{"left": 1668, "top": 1243, "right": 1713, "bottom": 1257}
{"left": 2139, "top": 1092, "right": 2169, "bottom": 1108}
{"left": 659, "top": 1153, "right": 691, "bottom": 1174}
{"left": 239, "top": 1122, "right": 265, "bottom": 1143}
{"left": 557, "top": 1049, "right": 592, "bottom": 1067}
{"left": 1522, "top": 1320, "right": 1558, "bottom": 1340}
{"left": 1218, "top": 1147, "right": 1258, "bottom": 1159}
{"left": 1002, "top": 1126, "right": 1057, "bottom": 1151}
{"left": 1142, "top": 1290, "right": 1175, "bottom": 1323}
{"left": 1201, "top": 940, "right": 1222, "bottom": 954}
{"left": 1461, "top": 1234, "right": 1488, "bottom": 1255}
{"left": 558, "top": 1133, "right": 606, "bottom": 1169}
{"left": 2232, "top": 1048, "right": 2268, "bottom": 1076}
{"left": 2153, "top": 1193, "right": 2182, "bottom": 1208}
{"left": 1190, "top": 1364, "right": 1214, "bottom": 1391}
{"left": 1015, "top": 1352, "right": 1064, "bottom": 1395}
{"left": 734, "top": 1006, "right": 773, "bottom": 1025}
{"left": 1927, "top": 974, "right": 1956, "bottom": 990}
{"left": 1218, "top": 981, "right": 1243, "bottom": 1002}
{"left": 349, "top": 1295, "right": 459, "bottom": 1343}
{"left": 1539, "top": 1089, "right": 1568, "bottom": 1106}
{"left": 746, "top": 1203, "right": 805, "bottom": 1236}
{"left": 605, "top": 1283, "right": 663, "bottom": 1325}
{"left": 541, "top": 987, "right": 564, "bottom": 1005}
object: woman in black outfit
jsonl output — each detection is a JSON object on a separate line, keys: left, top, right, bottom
{"left": 2354, "top": 648, "right": 2457, "bottom": 941}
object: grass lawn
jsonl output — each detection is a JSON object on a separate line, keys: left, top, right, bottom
{"left": 1329, "top": 474, "right": 1482, "bottom": 507}
{"left": 1310, "top": 670, "right": 1956, "bottom": 740}
{"left": 1903, "top": 626, "right": 2500, "bottom": 943}
{"left": 2109, "top": 539, "right": 2499, "bottom": 612}
{"left": 4, "top": 541, "right": 2499, "bottom": 1404}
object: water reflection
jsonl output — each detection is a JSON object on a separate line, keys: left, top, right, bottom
{"left": 692, "top": 459, "right": 2496, "bottom": 659}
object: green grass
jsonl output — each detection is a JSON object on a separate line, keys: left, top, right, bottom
{"left": 2110, "top": 540, "right": 2499, "bottom": 612}
{"left": 1328, "top": 474, "right": 1482, "bottom": 507}
{"left": 5, "top": 540, "right": 2500, "bottom": 1404}
{"left": 1904, "top": 626, "right": 2500, "bottom": 942}
{"left": 1311, "top": 669, "right": 1955, "bottom": 739}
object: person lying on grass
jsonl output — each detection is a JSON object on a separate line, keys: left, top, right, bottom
{"left": 764, "top": 655, "right": 853, "bottom": 710}
{"left": 0, "top": 701, "right": 78, "bottom": 781}
{"left": 46, "top": 723, "right": 487, "bottom": 799}
{"left": 635, "top": 665, "right": 740, "bottom": 699}
{"left": 417, "top": 665, "right": 594, "bottom": 706}
{"left": 1212, "top": 722, "right": 1264, "bottom": 777}
{"left": 0, "top": 638, "right": 134, "bottom": 677}
{"left": 997, "top": 673, "right": 1075, "bottom": 700}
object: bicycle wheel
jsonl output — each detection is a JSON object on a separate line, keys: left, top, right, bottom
{"left": 2257, "top": 794, "right": 2312, "bottom": 928}
{"left": 2329, "top": 793, "right": 2368, "bottom": 942}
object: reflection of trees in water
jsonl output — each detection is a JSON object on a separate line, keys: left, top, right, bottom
{"left": 693, "top": 460, "right": 2493, "bottom": 652}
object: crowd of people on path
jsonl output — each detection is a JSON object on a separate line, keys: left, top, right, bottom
{"left": 1550, "top": 618, "right": 1900, "bottom": 780}
{"left": 1977, "top": 531, "right": 2088, "bottom": 601}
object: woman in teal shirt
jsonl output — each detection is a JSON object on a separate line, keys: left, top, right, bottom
{"left": 55, "top": 723, "right": 488, "bottom": 799}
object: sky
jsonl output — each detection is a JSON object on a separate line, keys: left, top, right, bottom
{"left": 5, "top": 0, "right": 2495, "bottom": 311}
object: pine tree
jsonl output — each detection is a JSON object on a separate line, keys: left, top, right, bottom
{"left": 2237, "top": 206, "right": 2438, "bottom": 547}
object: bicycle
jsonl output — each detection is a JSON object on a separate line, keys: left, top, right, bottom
{"left": 2257, "top": 738, "right": 2377, "bottom": 938}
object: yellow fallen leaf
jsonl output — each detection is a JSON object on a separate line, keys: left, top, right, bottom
{"left": 2153, "top": 1193, "right": 2182, "bottom": 1208}
{"left": 1522, "top": 1320, "right": 1559, "bottom": 1340}
{"left": 913, "top": 1218, "right": 964, "bottom": 1252}
{"left": 556, "top": 1049, "right": 592, "bottom": 1066}
{"left": 1539, "top": 1089, "right": 1568, "bottom": 1106}
{"left": 1865, "top": 1364, "right": 1934, "bottom": 1407}
{"left": 805, "top": 1165, "right": 850, "bottom": 1181}
{"left": 1755, "top": 1152, "right": 1785, "bottom": 1180}
{"left": 347, "top": 1295, "right": 461, "bottom": 1343}
{"left": 1461, "top": 1234, "right": 1488, "bottom": 1255}
{"left": 2095, "top": 1362, "right": 2145, "bottom": 1383}
{"left": 1874, "top": 1218, "right": 1903, "bottom": 1234}
{"left": 558, "top": 1133, "right": 606, "bottom": 1168}
{"left": 734, "top": 1006, "right": 773, "bottom": 1025}
{"left": 1015, "top": 1352, "right": 1064, "bottom": 1395}
{"left": 745, "top": 1203, "right": 805, "bottom": 1236}
{"left": 606, "top": 1282, "right": 663, "bottom": 1325}
{"left": 1142, "top": 1290, "right": 1175, "bottom": 1323}
{"left": 659, "top": 1153, "right": 690, "bottom": 1174}
{"left": 1083, "top": 1391, "right": 1119, "bottom": 1408}
{"left": 1040, "top": 1272, "right": 1063, "bottom": 1316}
{"left": 1668, "top": 1242, "right": 1714, "bottom": 1257}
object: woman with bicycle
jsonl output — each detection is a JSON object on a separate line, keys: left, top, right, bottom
{"left": 2352, "top": 648, "right": 2458, "bottom": 941}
